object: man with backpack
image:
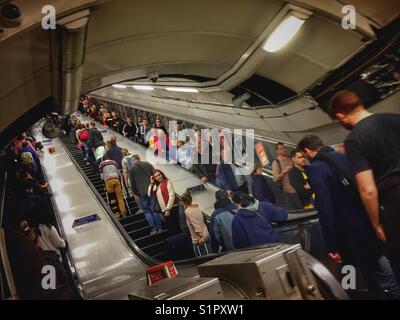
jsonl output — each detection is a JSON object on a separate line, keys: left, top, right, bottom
{"left": 231, "top": 192, "right": 287, "bottom": 250}
{"left": 87, "top": 122, "right": 104, "bottom": 165}
{"left": 297, "top": 135, "right": 400, "bottom": 299}
{"left": 209, "top": 190, "right": 237, "bottom": 253}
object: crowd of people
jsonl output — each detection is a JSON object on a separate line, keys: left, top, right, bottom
{"left": 76, "top": 97, "right": 315, "bottom": 210}
{"left": 74, "top": 92, "right": 400, "bottom": 299}
{"left": 4, "top": 130, "right": 73, "bottom": 299}
{"left": 3, "top": 89, "right": 400, "bottom": 300}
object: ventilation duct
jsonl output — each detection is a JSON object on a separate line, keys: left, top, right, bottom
{"left": 51, "top": 10, "right": 89, "bottom": 115}
{"left": 232, "top": 92, "right": 251, "bottom": 108}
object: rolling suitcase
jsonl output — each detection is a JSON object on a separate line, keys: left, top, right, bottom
{"left": 195, "top": 242, "right": 210, "bottom": 257}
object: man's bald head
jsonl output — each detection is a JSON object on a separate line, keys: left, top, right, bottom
{"left": 328, "top": 90, "right": 364, "bottom": 118}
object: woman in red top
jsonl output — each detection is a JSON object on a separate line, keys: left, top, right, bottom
{"left": 148, "top": 170, "right": 180, "bottom": 235}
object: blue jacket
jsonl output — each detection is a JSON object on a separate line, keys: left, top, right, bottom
{"left": 209, "top": 200, "right": 237, "bottom": 252}
{"left": 106, "top": 145, "right": 123, "bottom": 169}
{"left": 251, "top": 174, "right": 276, "bottom": 204}
{"left": 307, "top": 147, "right": 383, "bottom": 266}
{"left": 216, "top": 162, "right": 239, "bottom": 192}
{"left": 232, "top": 200, "right": 287, "bottom": 249}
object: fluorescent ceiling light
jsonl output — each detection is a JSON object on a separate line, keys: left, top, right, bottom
{"left": 132, "top": 85, "right": 154, "bottom": 91}
{"left": 263, "top": 15, "right": 306, "bottom": 53}
{"left": 166, "top": 87, "right": 199, "bottom": 93}
{"left": 112, "top": 84, "right": 127, "bottom": 89}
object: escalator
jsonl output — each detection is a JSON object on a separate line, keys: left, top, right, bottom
{"left": 59, "top": 135, "right": 170, "bottom": 261}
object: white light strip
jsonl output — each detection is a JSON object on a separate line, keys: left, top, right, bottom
{"left": 165, "top": 87, "right": 199, "bottom": 93}
{"left": 132, "top": 85, "right": 154, "bottom": 91}
{"left": 263, "top": 15, "right": 306, "bottom": 53}
{"left": 112, "top": 84, "right": 127, "bottom": 89}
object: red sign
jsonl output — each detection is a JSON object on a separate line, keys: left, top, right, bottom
{"left": 146, "top": 261, "right": 178, "bottom": 285}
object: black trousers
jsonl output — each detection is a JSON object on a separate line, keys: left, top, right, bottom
{"left": 380, "top": 177, "right": 400, "bottom": 282}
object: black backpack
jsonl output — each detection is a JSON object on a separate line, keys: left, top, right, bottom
{"left": 314, "top": 148, "right": 358, "bottom": 198}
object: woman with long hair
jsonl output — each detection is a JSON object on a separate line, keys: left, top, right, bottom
{"left": 148, "top": 170, "right": 180, "bottom": 235}
{"left": 181, "top": 191, "right": 211, "bottom": 256}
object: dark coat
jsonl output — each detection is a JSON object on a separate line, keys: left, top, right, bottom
{"left": 307, "top": 147, "right": 383, "bottom": 266}
{"left": 88, "top": 127, "right": 104, "bottom": 149}
{"left": 128, "top": 161, "right": 155, "bottom": 197}
{"left": 209, "top": 200, "right": 236, "bottom": 252}
{"left": 232, "top": 200, "right": 287, "bottom": 249}
{"left": 216, "top": 162, "right": 239, "bottom": 192}
{"left": 106, "top": 144, "right": 123, "bottom": 169}
{"left": 251, "top": 174, "right": 276, "bottom": 204}
{"left": 288, "top": 166, "right": 313, "bottom": 206}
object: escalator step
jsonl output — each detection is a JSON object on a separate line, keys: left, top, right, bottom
{"left": 135, "top": 230, "right": 169, "bottom": 248}
{"left": 141, "top": 241, "right": 167, "bottom": 257}
{"left": 122, "top": 218, "right": 148, "bottom": 231}
{"left": 120, "top": 213, "right": 146, "bottom": 225}
{"left": 127, "top": 225, "right": 152, "bottom": 240}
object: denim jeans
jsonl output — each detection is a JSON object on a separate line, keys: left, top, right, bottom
{"left": 140, "top": 195, "right": 162, "bottom": 231}
{"left": 85, "top": 145, "right": 95, "bottom": 165}
{"left": 360, "top": 255, "right": 400, "bottom": 300}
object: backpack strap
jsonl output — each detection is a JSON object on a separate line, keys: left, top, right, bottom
{"left": 314, "top": 147, "right": 358, "bottom": 197}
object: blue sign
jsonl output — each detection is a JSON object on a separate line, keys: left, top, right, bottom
{"left": 72, "top": 214, "right": 100, "bottom": 227}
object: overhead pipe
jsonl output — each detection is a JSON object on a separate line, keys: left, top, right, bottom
{"left": 51, "top": 9, "right": 90, "bottom": 115}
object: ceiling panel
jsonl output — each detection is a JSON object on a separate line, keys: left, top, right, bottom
{"left": 256, "top": 12, "right": 365, "bottom": 92}
{"left": 84, "top": 33, "right": 251, "bottom": 80}
{"left": 86, "top": 0, "right": 285, "bottom": 48}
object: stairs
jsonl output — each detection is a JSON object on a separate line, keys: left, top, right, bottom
{"left": 59, "top": 136, "right": 169, "bottom": 261}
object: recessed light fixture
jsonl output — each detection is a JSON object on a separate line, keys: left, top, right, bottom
{"left": 112, "top": 84, "right": 127, "bottom": 89}
{"left": 166, "top": 87, "right": 199, "bottom": 93}
{"left": 132, "top": 85, "right": 154, "bottom": 91}
{"left": 263, "top": 8, "right": 311, "bottom": 53}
